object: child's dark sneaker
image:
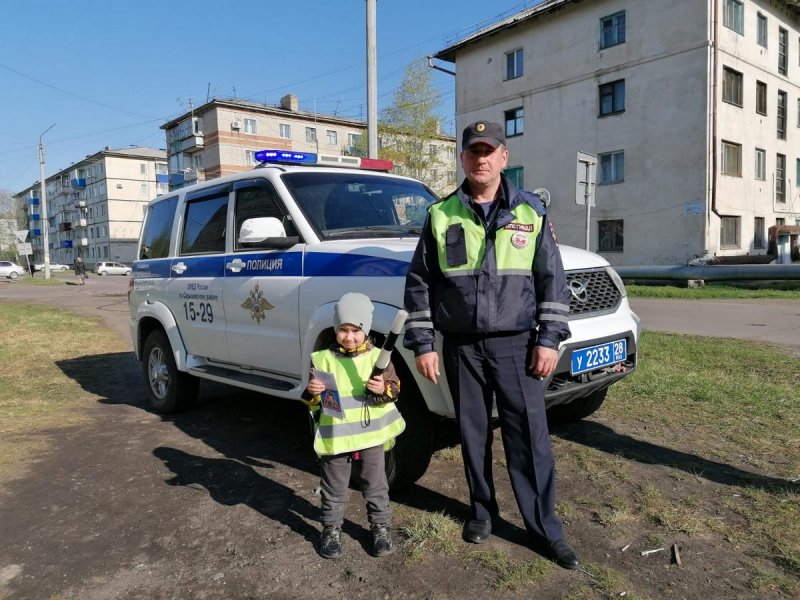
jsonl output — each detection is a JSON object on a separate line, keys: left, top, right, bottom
{"left": 319, "top": 526, "right": 342, "bottom": 559}
{"left": 370, "top": 524, "right": 394, "bottom": 557}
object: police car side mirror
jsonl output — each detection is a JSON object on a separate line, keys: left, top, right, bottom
{"left": 239, "top": 217, "right": 299, "bottom": 249}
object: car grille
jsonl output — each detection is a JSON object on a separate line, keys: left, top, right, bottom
{"left": 565, "top": 267, "right": 622, "bottom": 318}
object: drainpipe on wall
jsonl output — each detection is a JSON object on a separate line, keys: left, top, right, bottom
{"left": 710, "top": 0, "right": 722, "bottom": 235}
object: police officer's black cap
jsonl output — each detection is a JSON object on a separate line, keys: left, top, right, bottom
{"left": 461, "top": 121, "right": 506, "bottom": 150}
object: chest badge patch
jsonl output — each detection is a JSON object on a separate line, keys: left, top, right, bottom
{"left": 241, "top": 283, "right": 274, "bottom": 324}
{"left": 511, "top": 232, "right": 529, "bottom": 248}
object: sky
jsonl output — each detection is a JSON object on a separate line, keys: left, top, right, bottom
{"left": 0, "top": 0, "right": 544, "bottom": 196}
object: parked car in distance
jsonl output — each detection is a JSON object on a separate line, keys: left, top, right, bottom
{"left": 33, "top": 262, "right": 70, "bottom": 272}
{"left": 95, "top": 261, "right": 132, "bottom": 276}
{"left": 0, "top": 261, "right": 26, "bottom": 279}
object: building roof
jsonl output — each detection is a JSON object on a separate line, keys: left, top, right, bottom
{"left": 433, "top": 0, "right": 800, "bottom": 62}
{"left": 161, "top": 97, "right": 366, "bottom": 130}
{"left": 433, "top": 0, "right": 576, "bottom": 62}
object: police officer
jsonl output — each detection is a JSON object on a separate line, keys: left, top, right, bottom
{"left": 403, "top": 121, "right": 579, "bottom": 569}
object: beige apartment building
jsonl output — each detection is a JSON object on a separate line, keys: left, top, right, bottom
{"left": 161, "top": 95, "right": 457, "bottom": 195}
{"left": 15, "top": 147, "right": 168, "bottom": 266}
{"left": 435, "top": 0, "right": 800, "bottom": 265}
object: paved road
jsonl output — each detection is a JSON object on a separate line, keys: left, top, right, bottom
{"left": 629, "top": 297, "right": 800, "bottom": 351}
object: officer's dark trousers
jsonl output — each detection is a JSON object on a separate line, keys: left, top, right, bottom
{"left": 442, "top": 330, "right": 564, "bottom": 543}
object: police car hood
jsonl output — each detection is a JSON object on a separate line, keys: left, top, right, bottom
{"left": 312, "top": 239, "right": 417, "bottom": 263}
{"left": 558, "top": 244, "right": 611, "bottom": 271}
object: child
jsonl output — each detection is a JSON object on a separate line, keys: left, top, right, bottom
{"left": 302, "top": 292, "right": 405, "bottom": 559}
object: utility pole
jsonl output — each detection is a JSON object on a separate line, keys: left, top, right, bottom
{"left": 38, "top": 123, "right": 55, "bottom": 280}
{"left": 366, "top": 0, "right": 378, "bottom": 158}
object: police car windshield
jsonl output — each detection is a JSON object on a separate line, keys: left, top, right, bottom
{"left": 281, "top": 172, "right": 437, "bottom": 240}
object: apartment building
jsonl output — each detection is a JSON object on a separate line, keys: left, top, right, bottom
{"left": 161, "top": 95, "right": 457, "bottom": 195}
{"left": 15, "top": 147, "right": 168, "bottom": 266}
{"left": 434, "top": 0, "right": 800, "bottom": 265}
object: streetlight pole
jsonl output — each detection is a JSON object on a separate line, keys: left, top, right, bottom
{"left": 366, "top": 0, "right": 378, "bottom": 158}
{"left": 38, "top": 123, "right": 56, "bottom": 280}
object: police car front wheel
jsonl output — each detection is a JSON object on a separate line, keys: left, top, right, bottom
{"left": 142, "top": 329, "right": 198, "bottom": 413}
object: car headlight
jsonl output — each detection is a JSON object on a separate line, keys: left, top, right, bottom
{"left": 605, "top": 266, "right": 627, "bottom": 298}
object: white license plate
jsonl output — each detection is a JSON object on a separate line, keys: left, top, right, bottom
{"left": 570, "top": 339, "right": 627, "bottom": 375}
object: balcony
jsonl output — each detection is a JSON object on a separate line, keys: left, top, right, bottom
{"left": 74, "top": 200, "right": 86, "bottom": 209}
{"left": 61, "top": 240, "right": 73, "bottom": 248}
{"left": 78, "top": 218, "right": 87, "bottom": 227}
{"left": 79, "top": 238, "right": 89, "bottom": 247}
{"left": 183, "top": 168, "right": 205, "bottom": 182}
{"left": 59, "top": 222, "right": 73, "bottom": 232}
{"left": 71, "top": 178, "right": 86, "bottom": 189}
{"left": 29, "top": 197, "right": 40, "bottom": 206}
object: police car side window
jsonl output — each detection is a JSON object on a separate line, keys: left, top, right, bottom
{"left": 180, "top": 194, "right": 228, "bottom": 255}
{"left": 234, "top": 182, "right": 295, "bottom": 251}
{"left": 140, "top": 196, "right": 177, "bottom": 259}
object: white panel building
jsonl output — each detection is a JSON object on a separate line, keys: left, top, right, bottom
{"left": 15, "top": 147, "right": 168, "bottom": 266}
{"left": 434, "top": 0, "right": 800, "bottom": 265}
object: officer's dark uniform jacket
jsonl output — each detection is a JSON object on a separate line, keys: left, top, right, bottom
{"left": 404, "top": 174, "right": 571, "bottom": 354}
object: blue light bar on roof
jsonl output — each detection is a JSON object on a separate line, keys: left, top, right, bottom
{"left": 255, "top": 149, "right": 318, "bottom": 164}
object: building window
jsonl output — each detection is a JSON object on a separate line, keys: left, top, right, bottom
{"left": 721, "top": 141, "right": 742, "bottom": 176}
{"left": 720, "top": 216, "right": 741, "bottom": 248}
{"left": 245, "top": 150, "right": 257, "bottom": 166}
{"left": 600, "top": 11, "right": 625, "bottom": 49}
{"left": 505, "top": 48, "right": 523, "bottom": 80}
{"left": 797, "top": 158, "right": 800, "bottom": 186}
{"left": 327, "top": 130, "right": 337, "bottom": 145}
{"left": 140, "top": 163, "right": 146, "bottom": 174}
{"left": 797, "top": 98, "right": 800, "bottom": 127}
{"left": 756, "top": 81, "right": 767, "bottom": 115}
{"left": 504, "top": 107, "right": 524, "bottom": 137}
{"left": 429, "top": 144, "right": 438, "bottom": 157}
{"left": 503, "top": 166, "right": 524, "bottom": 189}
{"left": 279, "top": 123, "right": 291, "bottom": 139}
{"left": 776, "top": 153, "right": 786, "bottom": 203}
{"left": 599, "top": 80, "right": 625, "bottom": 115}
{"left": 777, "top": 90, "right": 787, "bottom": 139}
{"left": 306, "top": 127, "right": 317, "bottom": 143}
{"left": 598, "top": 220, "right": 624, "bottom": 252}
{"left": 598, "top": 151, "right": 624, "bottom": 183}
{"left": 754, "top": 217, "right": 765, "bottom": 249}
{"left": 757, "top": 13, "right": 768, "bottom": 47}
{"left": 722, "top": 67, "right": 743, "bottom": 106}
{"left": 244, "top": 118, "right": 257, "bottom": 134}
{"left": 723, "top": 0, "right": 744, "bottom": 35}
{"left": 755, "top": 148, "right": 766, "bottom": 180}
{"left": 778, "top": 27, "right": 788, "bottom": 75}
{"left": 347, "top": 132, "right": 362, "bottom": 147}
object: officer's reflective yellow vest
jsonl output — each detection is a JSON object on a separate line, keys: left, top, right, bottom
{"left": 310, "top": 348, "right": 405, "bottom": 456}
{"left": 429, "top": 196, "right": 543, "bottom": 276}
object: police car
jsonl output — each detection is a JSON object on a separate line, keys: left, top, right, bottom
{"left": 129, "top": 149, "right": 640, "bottom": 488}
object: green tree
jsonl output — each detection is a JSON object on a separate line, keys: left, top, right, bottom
{"left": 352, "top": 59, "right": 454, "bottom": 195}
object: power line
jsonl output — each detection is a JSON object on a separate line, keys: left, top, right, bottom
{"left": 0, "top": 62, "right": 155, "bottom": 119}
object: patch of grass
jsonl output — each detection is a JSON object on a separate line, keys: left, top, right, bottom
{"left": 432, "top": 446, "right": 462, "bottom": 462}
{"left": 581, "top": 563, "right": 644, "bottom": 599}
{"left": 627, "top": 282, "right": 800, "bottom": 299}
{"left": 0, "top": 302, "right": 125, "bottom": 480}
{"left": 609, "top": 332, "right": 799, "bottom": 478}
{"left": 494, "top": 557, "right": 551, "bottom": 591}
{"left": 397, "top": 509, "right": 461, "bottom": 559}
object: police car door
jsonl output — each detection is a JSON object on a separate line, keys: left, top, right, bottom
{"left": 166, "top": 184, "right": 229, "bottom": 362}
{"left": 223, "top": 178, "right": 302, "bottom": 376}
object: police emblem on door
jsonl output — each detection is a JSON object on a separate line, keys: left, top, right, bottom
{"left": 241, "top": 283, "right": 274, "bottom": 324}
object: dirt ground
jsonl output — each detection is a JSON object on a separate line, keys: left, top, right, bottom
{"left": 0, "top": 279, "right": 798, "bottom": 599}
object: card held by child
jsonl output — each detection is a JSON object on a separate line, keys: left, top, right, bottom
{"left": 312, "top": 368, "right": 344, "bottom": 419}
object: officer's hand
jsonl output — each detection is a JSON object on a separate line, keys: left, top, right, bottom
{"left": 415, "top": 352, "right": 440, "bottom": 384}
{"left": 530, "top": 346, "right": 558, "bottom": 379}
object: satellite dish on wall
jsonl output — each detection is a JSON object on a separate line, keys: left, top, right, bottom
{"left": 534, "top": 188, "right": 551, "bottom": 208}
